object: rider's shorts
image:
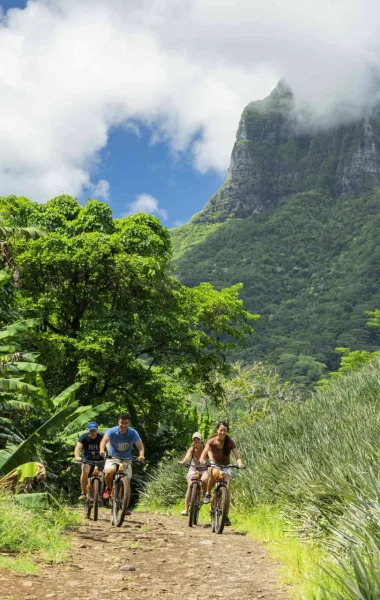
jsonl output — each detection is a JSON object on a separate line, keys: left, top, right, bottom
{"left": 211, "top": 465, "right": 232, "bottom": 476}
{"left": 186, "top": 466, "right": 208, "bottom": 482}
{"left": 82, "top": 460, "right": 105, "bottom": 472}
{"left": 104, "top": 457, "right": 132, "bottom": 479}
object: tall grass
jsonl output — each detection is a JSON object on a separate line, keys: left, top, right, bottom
{"left": 0, "top": 492, "right": 80, "bottom": 571}
{"left": 142, "top": 357, "right": 380, "bottom": 598}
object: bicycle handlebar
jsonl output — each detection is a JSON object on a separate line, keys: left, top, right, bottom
{"left": 209, "top": 462, "right": 246, "bottom": 469}
{"left": 108, "top": 456, "right": 143, "bottom": 464}
{"left": 178, "top": 461, "right": 210, "bottom": 468}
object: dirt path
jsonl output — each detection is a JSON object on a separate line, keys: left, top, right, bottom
{"left": 0, "top": 509, "right": 289, "bottom": 600}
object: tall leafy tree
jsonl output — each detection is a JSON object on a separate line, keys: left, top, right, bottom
{"left": 0, "top": 195, "right": 257, "bottom": 452}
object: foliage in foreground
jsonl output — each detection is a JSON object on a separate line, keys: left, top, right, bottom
{"left": 0, "top": 492, "right": 79, "bottom": 565}
{"left": 142, "top": 358, "right": 380, "bottom": 598}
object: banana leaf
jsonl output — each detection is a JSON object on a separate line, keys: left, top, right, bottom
{"left": 63, "top": 401, "right": 112, "bottom": 435}
{"left": 0, "top": 378, "right": 39, "bottom": 393}
{"left": 0, "top": 225, "right": 48, "bottom": 240}
{"left": 0, "top": 401, "right": 78, "bottom": 475}
{"left": 52, "top": 382, "right": 82, "bottom": 407}
{"left": 15, "top": 362, "right": 47, "bottom": 373}
{"left": 15, "top": 492, "right": 61, "bottom": 510}
{"left": 0, "top": 319, "right": 42, "bottom": 340}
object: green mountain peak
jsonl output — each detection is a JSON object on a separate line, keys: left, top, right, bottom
{"left": 193, "top": 82, "right": 380, "bottom": 224}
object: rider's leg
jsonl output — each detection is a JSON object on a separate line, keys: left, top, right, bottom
{"left": 206, "top": 467, "right": 218, "bottom": 494}
{"left": 81, "top": 463, "right": 91, "bottom": 494}
{"left": 104, "top": 465, "right": 116, "bottom": 490}
{"left": 201, "top": 471, "right": 209, "bottom": 495}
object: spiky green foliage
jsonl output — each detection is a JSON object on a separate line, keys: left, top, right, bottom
{"left": 142, "top": 357, "right": 380, "bottom": 597}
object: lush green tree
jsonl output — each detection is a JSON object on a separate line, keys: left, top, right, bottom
{"left": 0, "top": 195, "right": 257, "bottom": 456}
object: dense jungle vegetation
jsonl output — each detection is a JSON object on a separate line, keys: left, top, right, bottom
{"left": 0, "top": 194, "right": 256, "bottom": 498}
{"left": 172, "top": 187, "right": 380, "bottom": 389}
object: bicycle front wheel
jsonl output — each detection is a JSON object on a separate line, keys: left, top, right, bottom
{"left": 92, "top": 478, "right": 100, "bottom": 521}
{"left": 112, "top": 477, "right": 131, "bottom": 527}
{"left": 188, "top": 482, "right": 200, "bottom": 528}
{"left": 214, "top": 485, "right": 228, "bottom": 534}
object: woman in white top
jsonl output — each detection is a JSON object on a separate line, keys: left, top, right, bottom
{"left": 179, "top": 432, "right": 209, "bottom": 516}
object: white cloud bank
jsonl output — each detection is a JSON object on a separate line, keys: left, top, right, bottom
{"left": 127, "top": 193, "right": 168, "bottom": 221}
{"left": 1, "top": 0, "right": 380, "bottom": 201}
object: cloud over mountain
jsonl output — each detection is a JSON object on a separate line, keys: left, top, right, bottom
{"left": 0, "top": 0, "right": 379, "bottom": 201}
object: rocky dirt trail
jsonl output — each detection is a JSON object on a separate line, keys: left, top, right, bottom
{"left": 0, "top": 510, "right": 289, "bottom": 600}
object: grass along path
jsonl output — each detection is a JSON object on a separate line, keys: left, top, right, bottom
{"left": 0, "top": 509, "right": 288, "bottom": 600}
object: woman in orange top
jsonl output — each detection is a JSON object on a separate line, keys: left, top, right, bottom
{"left": 200, "top": 421, "right": 244, "bottom": 525}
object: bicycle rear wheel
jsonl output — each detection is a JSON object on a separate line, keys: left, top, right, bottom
{"left": 214, "top": 485, "right": 228, "bottom": 534}
{"left": 188, "top": 482, "right": 200, "bottom": 527}
{"left": 112, "top": 477, "right": 131, "bottom": 527}
{"left": 92, "top": 478, "right": 100, "bottom": 521}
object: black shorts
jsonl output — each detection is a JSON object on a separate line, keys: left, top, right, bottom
{"left": 82, "top": 460, "right": 105, "bottom": 474}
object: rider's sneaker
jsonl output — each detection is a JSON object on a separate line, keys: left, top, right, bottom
{"left": 203, "top": 493, "right": 211, "bottom": 504}
{"left": 79, "top": 493, "right": 86, "bottom": 502}
{"left": 103, "top": 487, "right": 111, "bottom": 499}
{"left": 181, "top": 509, "right": 188, "bottom": 516}
{"left": 225, "top": 516, "right": 231, "bottom": 526}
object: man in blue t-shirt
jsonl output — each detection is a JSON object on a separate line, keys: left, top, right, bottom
{"left": 99, "top": 412, "right": 145, "bottom": 500}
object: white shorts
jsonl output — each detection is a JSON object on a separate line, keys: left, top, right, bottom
{"left": 104, "top": 457, "right": 132, "bottom": 479}
{"left": 211, "top": 465, "right": 232, "bottom": 476}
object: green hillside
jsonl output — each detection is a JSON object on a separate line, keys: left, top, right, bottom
{"left": 172, "top": 187, "right": 380, "bottom": 385}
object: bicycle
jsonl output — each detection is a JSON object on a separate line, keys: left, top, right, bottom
{"left": 109, "top": 457, "right": 140, "bottom": 527}
{"left": 209, "top": 463, "right": 244, "bottom": 535}
{"left": 82, "top": 460, "right": 104, "bottom": 521}
{"left": 180, "top": 462, "right": 208, "bottom": 528}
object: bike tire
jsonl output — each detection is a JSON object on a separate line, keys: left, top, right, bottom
{"left": 84, "top": 496, "right": 91, "bottom": 519}
{"left": 215, "top": 485, "right": 228, "bottom": 535}
{"left": 211, "top": 493, "right": 216, "bottom": 532}
{"left": 188, "top": 483, "right": 198, "bottom": 528}
{"left": 193, "top": 484, "right": 201, "bottom": 526}
{"left": 92, "top": 478, "right": 100, "bottom": 521}
{"left": 113, "top": 477, "right": 131, "bottom": 527}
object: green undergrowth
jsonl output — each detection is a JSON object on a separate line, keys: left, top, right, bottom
{"left": 0, "top": 492, "right": 80, "bottom": 572}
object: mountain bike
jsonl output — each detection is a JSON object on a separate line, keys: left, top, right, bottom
{"left": 82, "top": 460, "right": 104, "bottom": 521}
{"left": 181, "top": 463, "right": 208, "bottom": 527}
{"left": 110, "top": 457, "right": 140, "bottom": 527}
{"left": 209, "top": 463, "right": 244, "bottom": 535}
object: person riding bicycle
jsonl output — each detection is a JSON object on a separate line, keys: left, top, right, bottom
{"left": 74, "top": 421, "right": 105, "bottom": 502}
{"left": 179, "top": 431, "right": 209, "bottom": 516}
{"left": 200, "top": 420, "right": 244, "bottom": 526}
{"left": 99, "top": 412, "right": 145, "bottom": 502}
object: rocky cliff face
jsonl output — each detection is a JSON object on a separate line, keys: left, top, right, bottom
{"left": 194, "top": 81, "right": 380, "bottom": 223}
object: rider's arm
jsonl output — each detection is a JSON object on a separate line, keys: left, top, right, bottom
{"left": 135, "top": 439, "right": 145, "bottom": 462}
{"left": 74, "top": 442, "right": 83, "bottom": 461}
{"left": 180, "top": 446, "right": 193, "bottom": 464}
{"left": 200, "top": 442, "right": 210, "bottom": 465}
{"left": 99, "top": 433, "right": 110, "bottom": 456}
{"left": 232, "top": 447, "right": 244, "bottom": 468}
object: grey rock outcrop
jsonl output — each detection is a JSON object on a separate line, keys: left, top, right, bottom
{"left": 194, "top": 81, "right": 380, "bottom": 223}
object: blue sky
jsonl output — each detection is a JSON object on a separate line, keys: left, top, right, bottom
{"left": 0, "top": 0, "right": 228, "bottom": 228}
{"left": 93, "top": 125, "right": 224, "bottom": 227}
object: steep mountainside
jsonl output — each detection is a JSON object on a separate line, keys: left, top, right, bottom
{"left": 172, "top": 83, "right": 380, "bottom": 387}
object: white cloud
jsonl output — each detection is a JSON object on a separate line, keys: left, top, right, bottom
{"left": 87, "top": 179, "right": 110, "bottom": 201}
{"left": 0, "top": 0, "right": 380, "bottom": 201}
{"left": 127, "top": 193, "right": 168, "bottom": 221}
